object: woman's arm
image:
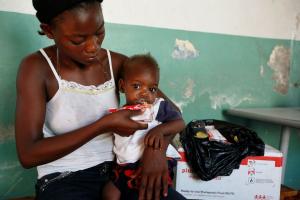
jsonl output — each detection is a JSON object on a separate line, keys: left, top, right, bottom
{"left": 15, "top": 53, "right": 146, "bottom": 168}
{"left": 138, "top": 99, "right": 185, "bottom": 200}
{"left": 137, "top": 119, "right": 184, "bottom": 200}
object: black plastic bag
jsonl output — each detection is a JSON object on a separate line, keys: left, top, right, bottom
{"left": 180, "top": 119, "right": 265, "bottom": 181}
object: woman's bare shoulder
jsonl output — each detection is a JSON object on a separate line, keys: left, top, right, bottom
{"left": 108, "top": 50, "right": 128, "bottom": 80}
{"left": 20, "top": 49, "right": 48, "bottom": 70}
{"left": 109, "top": 50, "right": 128, "bottom": 66}
{"left": 18, "top": 49, "right": 51, "bottom": 85}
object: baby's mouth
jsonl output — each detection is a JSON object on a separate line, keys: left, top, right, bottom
{"left": 135, "top": 98, "right": 148, "bottom": 105}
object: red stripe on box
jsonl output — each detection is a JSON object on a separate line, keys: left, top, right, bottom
{"left": 240, "top": 156, "right": 282, "bottom": 167}
{"left": 179, "top": 152, "right": 282, "bottom": 167}
{"left": 179, "top": 152, "right": 187, "bottom": 162}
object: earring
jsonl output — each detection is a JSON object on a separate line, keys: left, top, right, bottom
{"left": 119, "top": 86, "right": 124, "bottom": 93}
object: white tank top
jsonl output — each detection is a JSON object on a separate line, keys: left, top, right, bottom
{"left": 37, "top": 49, "right": 118, "bottom": 178}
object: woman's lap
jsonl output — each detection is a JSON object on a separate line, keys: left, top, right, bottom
{"left": 115, "top": 160, "right": 186, "bottom": 200}
{"left": 35, "top": 160, "right": 186, "bottom": 200}
{"left": 35, "top": 162, "right": 112, "bottom": 200}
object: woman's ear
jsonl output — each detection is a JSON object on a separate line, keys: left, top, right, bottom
{"left": 118, "top": 79, "right": 125, "bottom": 93}
{"left": 40, "top": 23, "right": 55, "bottom": 39}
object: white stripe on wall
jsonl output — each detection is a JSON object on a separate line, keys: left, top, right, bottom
{"left": 1, "top": 0, "right": 299, "bottom": 40}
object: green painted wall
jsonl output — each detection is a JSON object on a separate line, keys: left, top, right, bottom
{"left": 0, "top": 12, "right": 53, "bottom": 199}
{"left": 0, "top": 11, "right": 299, "bottom": 198}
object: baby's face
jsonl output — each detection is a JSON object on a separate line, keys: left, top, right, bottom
{"left": 120, "top": 64, "right": 159, "bottom": 105}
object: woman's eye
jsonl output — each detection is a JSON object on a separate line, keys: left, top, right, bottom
{"left": 96, "top": 31, "right": 105, "bottom": 37}
{"left": 149, "top": 88, "right": 157, "bottom": 93}
{"left": 71, "top": 40, "right": 84, "bottom": 45}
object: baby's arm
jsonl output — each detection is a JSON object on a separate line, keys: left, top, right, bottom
{"left": 144, "top": 118, "right": 185, "bottom": 149}
{"left": 144, "top": 100, "right": 185, "bottom": 149}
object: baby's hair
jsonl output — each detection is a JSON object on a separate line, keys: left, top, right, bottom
{"left": 120, "top": 53, "right": 160, "bottom": 79}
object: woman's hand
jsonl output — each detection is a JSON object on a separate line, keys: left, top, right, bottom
{"left": 103, "top": 109, "right": 148, "bottom": 136}
{"left": 136, "top": 119, "right": 185, "bottom": 199}
{"left": 137, "top": 147, "right": 168, "bottom": 200}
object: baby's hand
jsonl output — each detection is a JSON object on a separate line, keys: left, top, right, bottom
{"left": 144, "top": 129, "right": 164, "bottom": 150}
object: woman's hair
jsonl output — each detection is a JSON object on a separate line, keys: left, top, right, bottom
{"left": 33, "top": 0, "right": 103, "bottom": 24}
{"left": 121, "top": 54, "right": 160, "bottom": 79}
{"left": 33, "top": 0, "right": 103, "bottom": 35}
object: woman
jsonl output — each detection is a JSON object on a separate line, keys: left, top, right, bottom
{"left": 15, "top": 0, "right": 184, "bottom": 199}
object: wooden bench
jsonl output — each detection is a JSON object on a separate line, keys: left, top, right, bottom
{"left": 8, "top": 185, "right": 299, "bottom": 200}
{"left": 280, "top": 185, "right": 299, "bottom": 200}
{"left": 8, "top": 197, "right": 35, "bottom": 200}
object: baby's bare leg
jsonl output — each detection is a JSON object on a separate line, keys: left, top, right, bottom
{"left": 102, "top": 180, "right": 121, "bottom": 200}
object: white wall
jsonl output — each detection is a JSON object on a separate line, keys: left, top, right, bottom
{"left": 1, "top": 0, "right": 300, "bottom": 40}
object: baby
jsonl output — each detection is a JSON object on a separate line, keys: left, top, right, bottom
{"left": 103, "top": 54, "right": 185, "bottom": 200}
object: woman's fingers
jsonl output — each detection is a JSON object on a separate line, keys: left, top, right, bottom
{"left": 154, "top": 176, "right": 161, "bottom": 200}
{"left": 138, "top": 175, "right": 147, "bottom": 200}
{"left": 162, "top": 172, "right": 169, "bottom": 197}
{"left": 146, "top": 176, "right": 155, "bottom": 200}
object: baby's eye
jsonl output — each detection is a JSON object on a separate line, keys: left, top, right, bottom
{"left": 149, "top": 87, "right": 158, "bottom": 93}
{"left": 132, "top": 84, "right": 141, "bottom": 89}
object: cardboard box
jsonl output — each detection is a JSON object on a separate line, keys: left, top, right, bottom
{"left": 175, "top": 145, "right": 282, "bottom": 200}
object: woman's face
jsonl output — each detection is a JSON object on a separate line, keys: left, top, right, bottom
{"left": 49, "top": 2, "right": 105, "bottom": 65}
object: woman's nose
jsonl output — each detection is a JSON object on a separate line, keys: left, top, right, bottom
{"left": 85, "top": 36, "right": 99, "bottom": 54}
